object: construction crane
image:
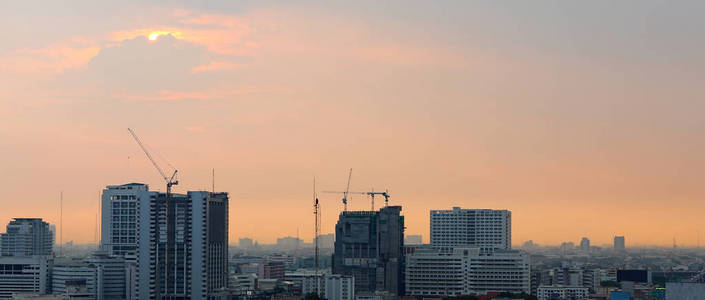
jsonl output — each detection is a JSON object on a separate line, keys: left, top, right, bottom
{"left": 323, "top": 168, "right": 361, "bottom": 211}
{"left": 366, "top": 188, "right": 390, "bottom": 210}
{"left": 127, "top": 128, "right": 177, "bottom": 298}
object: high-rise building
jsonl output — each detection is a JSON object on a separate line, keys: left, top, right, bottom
{"left": 430, "top": 207, "right": 511, "bottom": 253}
{"left": 101, "top": 183, "right": 155, "bottom": 257}
{"left": 332, "top": 206, "right": 404, "bottom": 296}
{"left": 614, "top": 236, "right": 625, "bottom": 251}
{"left": 0, "top": 256, "right": 52, "bottom": 298}
{"left": 0, "top": 218, "right": 54, "bottom": 257}
{"left": 404, "top": 246, "right": 530, "bottom": 296}
{"left": 137, "top": 191, "right": 229, "bottom": 299}
{"left": 101, "top": 183, "right": 229, "bottom": 299}
{"left": 579, "top": 237, "right": 590, "bottom": 251}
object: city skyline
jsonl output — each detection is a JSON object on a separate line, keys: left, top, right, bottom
{"left": 3, "top": 1, "right": 705, "bottom": 247}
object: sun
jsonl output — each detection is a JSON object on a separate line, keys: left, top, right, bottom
{"left": 148, "top": 33, "right": 160, "bottom": 41}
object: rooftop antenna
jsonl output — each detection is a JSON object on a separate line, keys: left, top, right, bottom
{"left": 212, "top": 168, "right": 215, "bottom": 193}
{"left": 60, "top": 191, "right": 63, "bottom": 257}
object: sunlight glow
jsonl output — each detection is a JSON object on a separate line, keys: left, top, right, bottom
{"left": 148, "top": 33, "right": 160, "bottom": 41}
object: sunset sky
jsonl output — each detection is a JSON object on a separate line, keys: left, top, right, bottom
{"left": 1, "top": 1, "right": 704, "bottom": 247}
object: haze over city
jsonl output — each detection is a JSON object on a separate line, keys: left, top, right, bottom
{"left": 2, "top": 0, "right": 705, "bottom": 247}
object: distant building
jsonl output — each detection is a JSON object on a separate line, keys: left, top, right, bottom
{"left": 666, "top": 282, "right": 705, "bottom": 299}
{"left": 0, "top": 256, "right": 52, "bottom": 298}
{"left": 239, "top": 238, "right": 254, "bottom": 248}
{"left": 404, "top": 235, "right": 422, "bottom": 245}
{"left": 277, "top": 236, "right": 303, "bottom": 250}
{"left": 536, "top": 285, "right": 589, "bottom": 300}
{"left": 315, "top": 233, "right": 335, "bottom": 249}
{"left": 405, "top": 246, "right": 530, "bottom": 296}
{"left": 430, "top": 207, "right": 511, "bottom": 253}
{"left": 258, "top": 261, "right": 285, "bottom": 280}
{"left": 0, "top": 218, "right": 54, "bottom": 257}
{"left": 614, "top": 236, "right": 626, "bottom": 251}
{"left": 332, "top": 206, "right": 404, "bottom": 296}
{"left": 579, "top": 237, "right": 590, "bottom": 251}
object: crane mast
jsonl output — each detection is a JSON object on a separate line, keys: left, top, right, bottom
{"left": 127, "top": 128, "right": 178, "bottom": 298}
{"left": 313, "top": 178, "right": 321, "bottom": 297}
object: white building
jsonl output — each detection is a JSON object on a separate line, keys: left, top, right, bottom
{"left": 536, "top": 285, "right": 589, "bottom": 300}
{"left": 0, "top": 218, "right": 54, "bottom": 257}
{"left": 430, "top": 208, "right": 511, "bottom": 253}
{"left": 0, "top": 256, "right": 52, "bottom": 298}
{"left": 405, "top": 246, "right": 529, "bottom": 296}
{"left": 230, "top": 273, "right": 257, "bottom": 293}
{"left": 51, "top": 263, "right": 96, "bottom": 298}
{"left": 284, "top": 272, "right": 354, "bottom": 300}
{"left": 325, "top": 274, "right": 354, "bottom": 300}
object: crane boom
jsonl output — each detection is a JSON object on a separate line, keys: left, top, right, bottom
{"left": 127, "top": 128, "right": 170, "bottom": 182}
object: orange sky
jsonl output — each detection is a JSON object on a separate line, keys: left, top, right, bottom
{"left": 1, "top": 1, "right": 704, "bottom": 246}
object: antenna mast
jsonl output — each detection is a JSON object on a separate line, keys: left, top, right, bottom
{"left": 314, "top": 177, "right": 320, "bottom": 296}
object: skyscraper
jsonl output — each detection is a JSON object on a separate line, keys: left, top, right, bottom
{"left": 0, "top": 218, "right": 54, "bottom": 257}
{"left": 430, "top": 207, "right": 511, "bottom": 253}
{"left": 332, "top": 206, "right": 404, "bottom": 296}
{"left": 138, "top": 191, "right": 229, "bottom": 299}
{"left": 614, "top": 236, "right": 625, "bottom": 251}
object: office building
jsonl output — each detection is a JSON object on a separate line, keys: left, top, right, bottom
{"left": 579, "top": 237, "right": 590, "bottom": 251}
{"left": 101, "top": 183, "right": 155, "bottom": 257}
{"left": 138, "top": 191, "right": 229, "bottom": 299}
{"left": 430, "top": 207, "right": 511, "bottom": 253}
{"left": 0, "top": 218, "right": 54, "bottom": 257}
{"left": 276, "top": 237, "right": 302, "bottom": 250}
{"left": 85, "top": 252, "right": 126, "bottom": 300}
{"left": 332, "top": 206, "right": 404, "bottom": 296}
{"left": 404, "top": 235, "right": 422, "bottom": 245}
{"left": 0, "top": 256, "right": 52, "bottom": 298}
{"left": 51, "top": 262, "right": 96, "bottom": 297}
{"left": 405, "top": 246, "right": 529, "bottom": 296}
{"left": 258, "top": 262, "right": 285, "bottom": 280}
{"left": 614, "top": 236, "right": 625, "bottom": 251}
{"left": 536, "top": 285, "right": 589, "bottom": 300}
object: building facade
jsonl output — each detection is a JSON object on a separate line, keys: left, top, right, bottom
{"left": 332, "top": 206, "right": 404, "bottom": 296}
{"left": 0, "top": 218, "right": 54, "bottom": 257}
{"left": 0, "top": 256, "right": 52, "bottom": 299}
{"left": 138, "top": 191, "right": 229, "bottom": 299}
{"left": 430, "top": 208, "right": 511, "bottom": 253}
{"left": 85, "top": 252, "right": 126, "bottom": 300}
{"left": 536, "top": 285, "right": 589, "bottom": 300}
{"left": 405, "top": 247, "right": 529, "bottom": 296}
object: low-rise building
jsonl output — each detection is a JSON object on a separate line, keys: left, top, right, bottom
{"left": 536, "top": 285, "right": 589, "bottom": 300}
{"left": 0, "top": 256, "right": 52, "bottom": 298}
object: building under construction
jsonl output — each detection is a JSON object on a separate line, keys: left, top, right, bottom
{"left": 331, "top": 206, "right": 405, "bottom": 297}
